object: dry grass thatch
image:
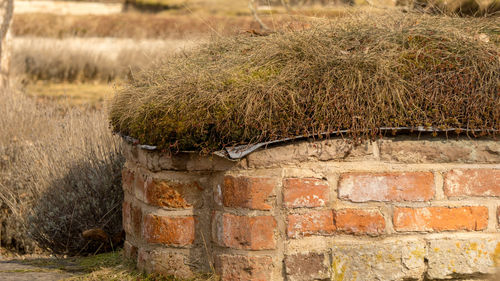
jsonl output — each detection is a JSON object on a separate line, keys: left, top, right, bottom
{"left": 110, "top": 12, "right": 500, "bottom": 153}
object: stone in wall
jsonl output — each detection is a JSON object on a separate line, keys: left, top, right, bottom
{"left": 330, "top": 239, "right": 426, "bottom": 281}
{"left": 378, "top": 138, "right": 500, "bottom": 163}
{"left": 426, "top": 236, "right": 500, "bottom": 279}
{"left": 285, "top": 252, "right": 330, "bottom": 281}
{"left": 245, "top": 139, "right": 374, "bottom": 168}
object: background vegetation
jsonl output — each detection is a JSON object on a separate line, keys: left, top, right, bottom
{"left": 0, "top": 88, "right": 124, "bottom": 255}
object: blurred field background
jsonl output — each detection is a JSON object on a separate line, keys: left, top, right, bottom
{"left": 12, "top": 0, "right": 499, "bottom": 104}
{"left": 0, "top": 0, "right": 498, "bottom": 279}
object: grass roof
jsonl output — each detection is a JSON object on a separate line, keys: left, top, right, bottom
{"left": 110, "top": 12, "right": 499, "bottom": 152}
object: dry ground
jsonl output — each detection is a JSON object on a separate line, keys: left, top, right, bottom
{"left": 0, "top": 250, "right": 212, "bottom": 281}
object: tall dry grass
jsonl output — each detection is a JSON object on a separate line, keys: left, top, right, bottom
{"left": 0, "top": 88, "right": 124, "bottom": 254}
{"left": 13, "top": 37, "right": 200, "bottom": 83}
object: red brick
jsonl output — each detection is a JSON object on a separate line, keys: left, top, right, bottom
{"left": 334, "top": 209, "right": 386, "bottom": 235}
{"left": 143, "top": 214, "right": 195, "bottom": 246}
{"left": 444, "top": 169, "right": 500, "bottom": 197}
{"left": 215, "top": 213, "right": 276, "bottom": 250}
{"left": 287, "top": 210, "right": 335, "bottom": 238}
{"left": 283, "top": 178, "right": 329, "bottom": 208}
{"left": 393, "top": 206, "right": 488, "bottom": 232}
{"left": 215, "top": 254, "right": 273, "bottom": 281}
{"left": 223, "top": 176, "right": 275, "bottom": 210}
{"left": 144, "top": 179, "right": 202, "bottom": 208}
{"left": 122, "top": 168, "right": 135, "bottom": 194}
{"left": 338, "top": 172, "right": 434, "bottom": 202}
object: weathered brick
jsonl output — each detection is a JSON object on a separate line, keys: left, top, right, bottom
{"left": 378, "top": 139, "right": 500, "bottom": 163}
{"left": 214, "top": 213, "right": 276, "bottom": 250}
{"left": 148, "top": 250, "right": 195, "bottom": 279}
{"left": 130, "top": 204, "right": 142, "bottom": 236}
{"left": 287, "top": 210, "right": 335, "bottom": 238}
{"left": 122, "top": 201, "right": 143, "bottom": 237}
{"left": 334, "top": 209, "right": 386, "bottom": 235}
{"left": 144, "top": 179, "right": 202, "bottom": 208}
{"left": 283, "top": 178, "right": 329, "bottom": 208}
{"left": 338, "top": 172, "right": 434, "bottom": 202}
{"left": 136, "top": 247, "right": 150, "bottom": 273}
{"left": 223, "top": 176, "right": 275, "bottom": 210}
{"left": 444, "top": 169, "right": 500, "bottom": 197}
{"left": 379, "top": 139, "right": 472, "bottom": 163}
{"left": 331, "top": 239, "right": 426, "bottom": 281}
{"left": 245, "top": 139, "right": 373, "bottom": 168}
{"left": 285, "top": 252, "right": 330, "bottom": 281}
{"left": 122, "top": 201, "right": 142, "bottom": 237}
{"left": 143, "top": 214, "right": 195, "bottom": 246}
{"left": 122, "top": 201, "right": 132, "bottom": 235}
{"left": 427, "top": 236, "right": 500, "bottom": 279}
{"left": 123, "top": 241, "right": 138, "bottom": 260}
{"left": 215, "top": 254, "right": 273, "bottom": 281}
{"left": 134, "top": 172, "right": 146, "bottom": 201}
{"left": 122, "top": 168, "right": 135, "bottom": 194}
{"left": 393, "top": 206, "right": 488, "bottom": 232}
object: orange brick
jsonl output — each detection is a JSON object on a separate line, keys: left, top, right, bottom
{"left": 223, "top": 176, "right": 276, "bottom": 210}
{"left": 339, "top": 172, "right": 434, "bottom": 202}
{"left": 283, "top": 178, "right": 329, "bottom": 208}
{"left": 444, "top": 169, "right": 500, "bottom": 197}
{"left": 334, "top": 209, "right": 386, "bottom": 235}
{"left": 215, "top": 213, "right": 276, "bottom": 250}
{"left": 143, "top": 214, "right": 195, "bottom": 246}
{"left": 144, "top": 179, "right": 202, "bottom": 208}
{"left": 393, "top": 206, "right": 488, "bottom": 232}
{"left": 287, "top": 210, "right": 335, "bottom": 238}
{"left": 215, "top": 254, "right": 273, "bottom": 281}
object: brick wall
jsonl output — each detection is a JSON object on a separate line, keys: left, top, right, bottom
{"left": 122, "top": 137, "right": 500, "bottom": 281}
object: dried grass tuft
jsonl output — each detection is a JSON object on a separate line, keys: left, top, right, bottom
{"left": 110, "top": 12, "right": 500, "bottom": 152}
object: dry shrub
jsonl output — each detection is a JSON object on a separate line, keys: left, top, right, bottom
{"left": 0, "top": 89, "right": 124, "bottom": 254}
{"left": 110, "top": 12, "right": 499, "bottom": 152}
{"left": 13, "top": 37, "right": 199, "bottom": 83}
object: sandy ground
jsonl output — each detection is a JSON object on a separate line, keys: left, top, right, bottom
{"left": 15, "top": 0, "right": 123, "bottom": 15}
